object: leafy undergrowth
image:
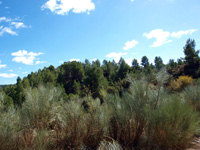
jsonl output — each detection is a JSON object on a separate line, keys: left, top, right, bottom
{"left": 0, "top": 70, "right": 200, "bottom": 150}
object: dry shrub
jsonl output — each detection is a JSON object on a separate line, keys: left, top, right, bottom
{"left": 19, "top": 85, "right": 64, "bottom": 130}
{"left": 147, "top": 96, "right": 200, "bottom": 150}
{"left": 0, "top": 93, "right": 19, "bottom": 150}
{"left": 54, "top": 97, "right": 111, "bottom": 150}
{"left": 107, "top": 79, "right": 150, "bottom": 149}
{"left": 182, "top": 82, "right": 200, "bottom": 111}
{"left": 98, "top": 140, "right": 122, "bottom": 150}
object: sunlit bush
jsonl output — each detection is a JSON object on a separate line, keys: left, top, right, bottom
{"left": 169, "top": 75, "right": 193, "bottom": 91}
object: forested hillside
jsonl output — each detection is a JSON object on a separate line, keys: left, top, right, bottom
{"left": 0, "top": 38, "right": 200, "bottom": 150}
{"left": 1, "top": 38, "right": 199, "bottom": 107}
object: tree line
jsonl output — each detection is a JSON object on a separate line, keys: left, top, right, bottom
{"left": 1, "top": 38, "right": 200, "bottom": 107}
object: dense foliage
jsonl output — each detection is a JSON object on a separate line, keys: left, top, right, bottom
{"left": 0, "top": 38, "right": 200, "bottom": 149}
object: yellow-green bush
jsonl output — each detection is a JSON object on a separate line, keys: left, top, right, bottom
{"left": 169, "top": 75, "right": 193, "bottom": 91}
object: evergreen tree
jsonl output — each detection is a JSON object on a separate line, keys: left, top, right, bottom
{"left": 141, "top": 56, "right": 149, "bottom": 68}
{"left": 184, "top": 39, "right": 199, "bottom": 65}
{"left": 183, "top": 39, "right": 200, "bottom": 77}
{"left": 132, "top": 59, "right": 139, "bottom": 70}
{"left": 154, "top": 56, "right": 164, "bottom": 70}
{"left": 118, "top": 58, "right": 130, "bottom": 80}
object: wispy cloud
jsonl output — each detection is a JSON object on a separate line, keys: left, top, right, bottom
{"left": 0, "top": 27, "right": 18, "bottom": 36}
{"left": 0, "top": 64, "right": 6, "bottom": 69}
{"left": 123, "top": 40, "right": 138, "bottom": 50}
{"left": 0, "top": 17, "right": 11, "bottom": 22}
{"left": 35, "top": 61, "right": 47, "bottom": 65}
{"left": 0, "top": 73, "right": 17, "bottom": 78}
{"left": 69, "top": 59, "right": 80, "bottom": 62}
{"left": 0, "top": 17, "right": 29, "bottom": 37}
{"left": 41, "top": 0, "right": 95, "bottom": 15}
{"left": 0, "top": 60, "right": 6, "bottom": 69}
{"left": 11, "top": 50, "right": 44, "bottom": 65}
{"left": 0, "top": 1, "right": 2, "bottom": 4}
{"left": 11, "top": 22, "right": 27, "bottom": 29}
{"left": 106, "top": 52, "right": 127, "bottom": 62}
{"left": 130, "top": 0, "right": 135, "bottom": 2}
{"left": 171, "top": 29, "right": 197, "bottom": 38}
{"left": 144, "top": 29, "right": 198, "bottom": 47}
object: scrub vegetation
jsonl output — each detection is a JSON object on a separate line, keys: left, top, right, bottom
{"left": 0, "top": 38, "right": 200, "bottom": 149}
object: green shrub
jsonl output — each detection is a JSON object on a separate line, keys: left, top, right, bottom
{"left": 182, "top": 82, "right": 200, "bottom": 111}
{"left": 147, "top": 95, "right": 200, "bottom": 149}
{"left": 55, "top": 96, "right": 111, "bottom": 150}
{"left": 19, "top": 85, "right": 64, "bottom": 129}
{"left": 0, "top": 93, "right": 19, "bottom": 150}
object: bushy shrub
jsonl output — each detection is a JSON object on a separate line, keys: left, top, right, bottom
{"left": 19, "top": 85, "right": 64, "bottom": 129}
{"left": 0, "top": 93, "right": 19, "bottom": 150}
{"left": 147, "top": 95, "right": 200, "bottom": 149}
{"left": 0, "top": 71, "right": 199, "bottom": 150}
{"left": 107, "top": 70, "right": 200, "bottom": 150}
{"left": 55, "top": 96, "right": 111, "bottom": 150}
{"left": 107, "top": 78, "right": 153, "bottom": 149}
{"left": 182, "top": 82, "right": 200, "bottom": 111}
{"left": 169, "top": 75, "right": 193, "bottom": 91}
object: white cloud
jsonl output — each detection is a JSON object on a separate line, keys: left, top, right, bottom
{"left": 11, "top": 50, "right": 44, "bottom": 65}
{"left": 0, "top": 60, "right": 7, "bottom": 69}
{"left": 11, "top": 22, "right": 27, "bottom": 29}
{"left": 123, "top": 40, "right": 138, "bottom": 50}
{"left": 0, "top": 1, "right": 2, "bottom": 4}
{"left": 132, "top": 52, "right": 136, "bottom": 55}
{"left": 12, "top": 50, "right": 43, "bottom": 57}
{"left": 9, "top": 69, "right": 13, "bottom": 72}
{"left": 35, "top": 61, "right": 47, "bottom": 65}
{"left": 131, "top": 0, "right": 135, "bottom": 2}
{"left": 144, "top": 29, "right": 198, "bottom": 47}
{"left": 0, "top": 73, "right": 17, "bottom": 78}
{"left": 171, "top": 29, "right": 198, "bottom": 38}
{"left": 143, "top": 29, "right": 171, "bottom": 47}
{"left": 59, "top": 60, "right": 64, "bottom": 63}
{"left": 0, "top": 17, "right": 11, "bottom": 22}
{"left": 106, "top": 52, "right": 127, "bottom": 62}
{"left": 0, "top": 27, "right": 18, "bottom": 36}
{"left": 41, "top": 0, "right": 95, "bottom": 15}
{"left": 12, "top": 56, "right": 35, "bottom": 65}
{"left": 0, "top": 64, "right": 6, "bottom": 69}
{"left": 0, "top": 17, "right": 29, "bottom": 37}
{"left": 69, "top": 59, "right": 80, "bottom": 62}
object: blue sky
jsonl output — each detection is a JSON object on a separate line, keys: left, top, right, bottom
{"left": 0, "top": 0, "right": 199, "bottom": 84}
